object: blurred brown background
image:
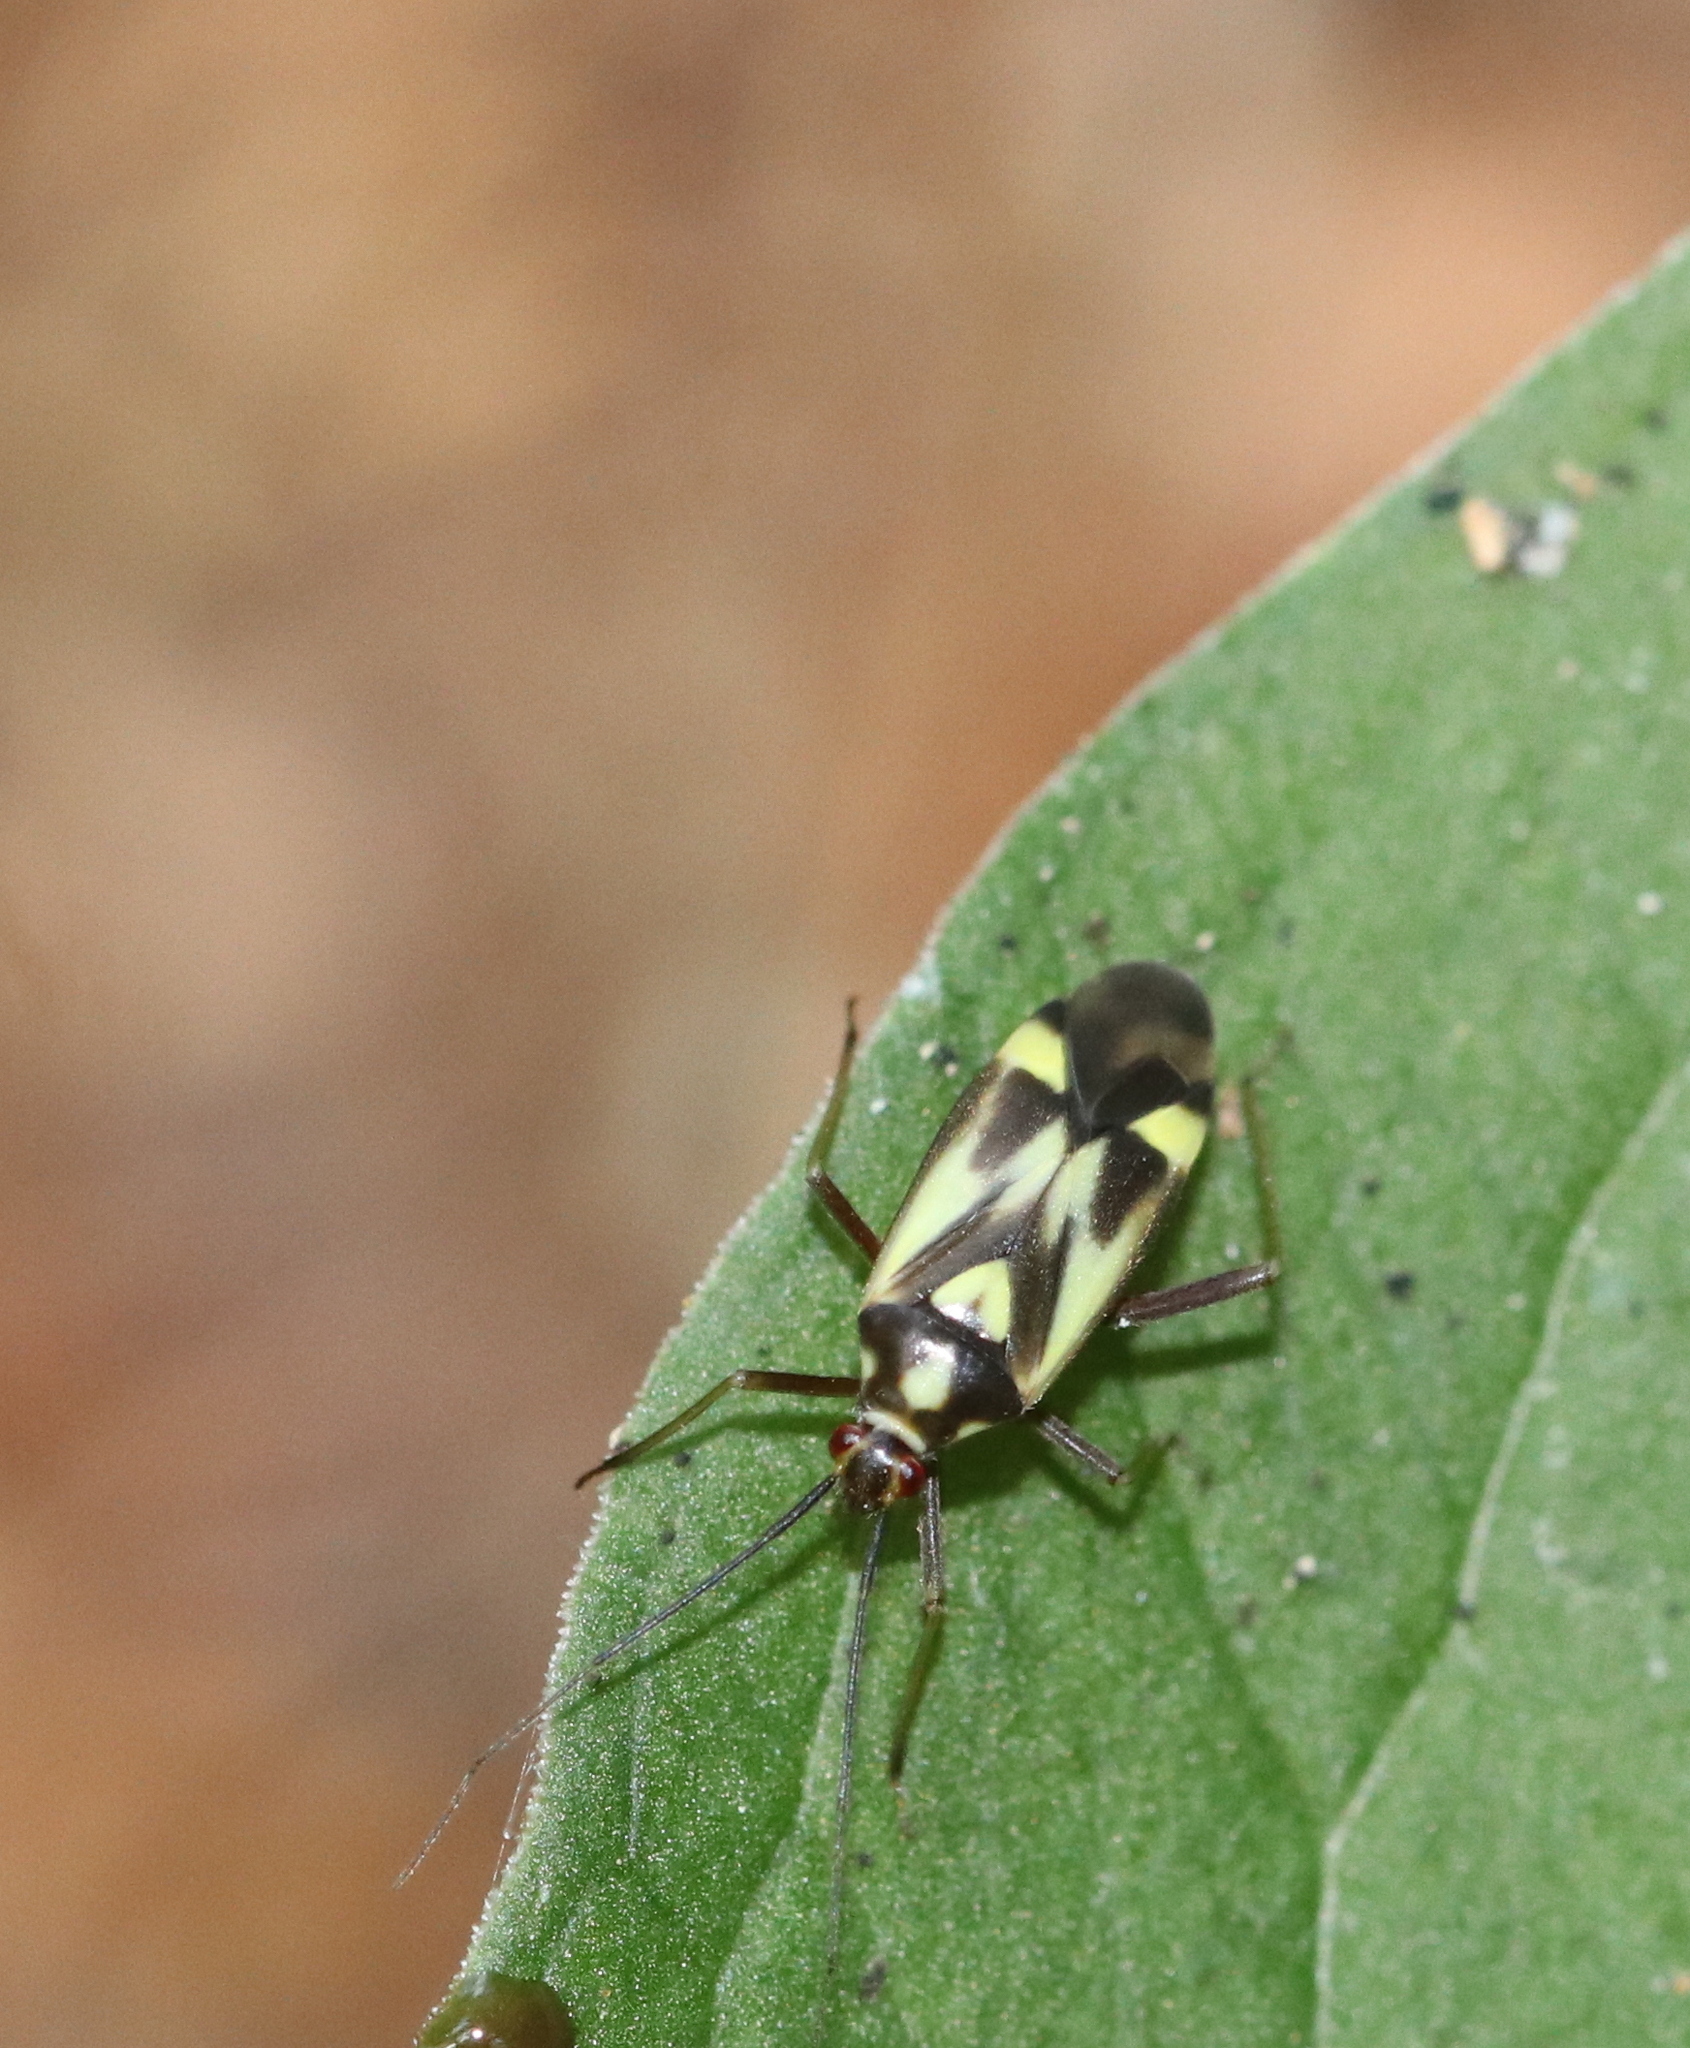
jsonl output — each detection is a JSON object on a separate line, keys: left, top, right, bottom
{"left": 1, "top": 1, "right": 1686, "bottom": 2040}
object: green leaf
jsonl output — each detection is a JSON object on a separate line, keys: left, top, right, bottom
{"left": 1318, "top": 1056, "right": 1690, "bottom": 2044}
{"left": 458, "top": 234, "right": 1690, "bottom": 2045}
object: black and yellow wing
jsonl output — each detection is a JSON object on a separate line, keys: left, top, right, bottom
{"left": 862, "top": 962, "right": 1215, "bottom": 1411}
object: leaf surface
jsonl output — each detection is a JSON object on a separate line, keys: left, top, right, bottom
{"left": 463, "top": 236, "right": 1690, "bottom": 2046}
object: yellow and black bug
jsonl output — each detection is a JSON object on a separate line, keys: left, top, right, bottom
{"left": 414, "top": 962, "right": 1279, "bottom": 1982}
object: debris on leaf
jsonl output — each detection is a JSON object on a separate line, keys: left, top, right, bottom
{"left": 1551, "top": 459, "right": 1602, "bottom": 500}
{"left": 1458, "top": 496, "right": 1514, "bottom": 572}
{"left": 1458, "top": 495, "right": 1579, "bottom": 578}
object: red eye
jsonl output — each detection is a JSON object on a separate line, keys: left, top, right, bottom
{"left": 891, "top": 1450, "right": 927, "bottom": 1499}
{"left": 829, "top": 1422, "right": 867, "bottom": 1463}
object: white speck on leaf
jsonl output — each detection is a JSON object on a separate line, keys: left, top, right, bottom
{"left": 1531, "top": 1517, "right": 1568, "bottom": 1570}
{"left": 1514, "top": 502, "right": 1579, "bottom": 578}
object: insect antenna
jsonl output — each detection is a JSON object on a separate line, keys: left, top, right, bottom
{"left": 816, "top": 1508, "right": 889, "bottom": 2034}
{"left": 494, "top": 1729, "right": 543, "bottom": 1881}
{"left": 397, "top": 1470, "right": 841, "bottom": 1887}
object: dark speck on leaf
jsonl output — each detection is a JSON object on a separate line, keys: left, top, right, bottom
{"left": 859, "top": 1959, "right": 889, "bottom": 2004}
{"left": 1643, "top": 406, "right": 1669, "bottom": 431}
{"left": 1277, "top": 919, "right": 1295, "bottom": 946}
{"left": 1307, "top": 1469, "right": 1329, "bottom": 1494}
{"left": 1384, "top": 1271, "right": 1416, "bottom": 1300}
{"left": 1453, "top": 1599, "right": 1477, "bottom": 1623}
{"left": 1603, "top": 462, "right": 1637, "bottom": 488}
{"left": 1360, "top": 1177, "right": 1381, "bottom": 1197}
{"left": 855, "top": 1850, "right": 874, "bottom": 1869}
{"left": 1425, "top": 484, "right": 1463, "bottom": 514}
{"left": 1235, "top": 1597, "right": 1257, "bottom": 1630}
{"left": 1082, "top": 914, "right": 1112, "bottom": 947}
{"left": 657, "top": 1526, "right": 677, "bottom": 1546}
{"left": 672, "top": 1450, "right": 692, "bottom": 1468}
{"left": 997, "top": 932, "right": 1019, "bottom": 954}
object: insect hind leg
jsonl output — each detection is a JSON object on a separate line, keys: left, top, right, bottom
{"left": 1233, "top": 1050, "right": 1285, "bottom": 1273}
{"left": 806, "top": 998, "right": 883, "bottom": 1264}
{"left": 1111, "top": 1057, "right": 1285, "bottom": 1329}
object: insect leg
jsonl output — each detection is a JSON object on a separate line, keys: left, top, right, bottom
{"left": 886, "top": 1467, "right": 945, "bottom": 1787}
{"left": 1238, "top": 1063, "right": 1285, "bottom": 1273}
{"left": 576, "top": 1369, "right": 858, "bottom": 1486}
{"left": 1112, "top": 1262, "right": 1275, "bottom": 1326}
{"left": 1113, "top": 1065, "right": 1285, "bottom": 1327}
{"left": 1034, "top": 1409, "right": 1126, "bottom": 1481}
{"left": 806, "top": 997, "right": 884, "bottom": 1264}
{"left": 1034, "top": 1411, "right": 1175, "bottom": 1488}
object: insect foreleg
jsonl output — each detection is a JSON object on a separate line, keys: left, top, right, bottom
{"left": 576, "top": 1370, "right": 858, "bottom": 1487}
{"left": 806, "top": 997, "right": 884, "bottom": 1264}
{"left": 887, "top": 1468, "right": 946, "bottom": 1789}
